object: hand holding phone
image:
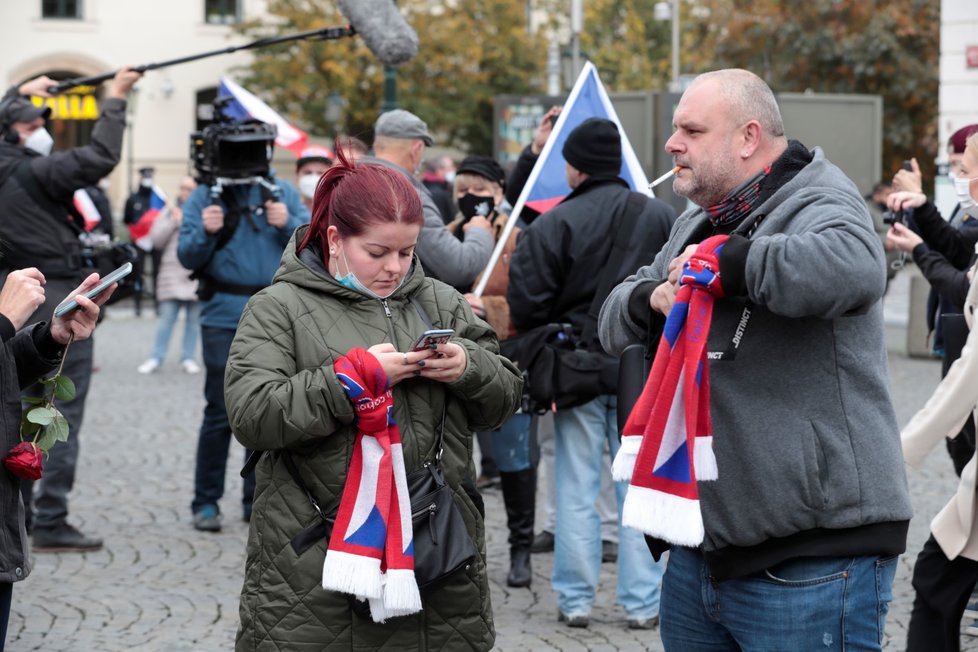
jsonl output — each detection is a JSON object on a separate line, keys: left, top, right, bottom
{"left": 411, "top": 328, "right": 455, "bottom": 352}
{"left": 53, "top": 262, "right": 132, "bottom": 318}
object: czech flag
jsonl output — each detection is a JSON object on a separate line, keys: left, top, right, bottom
{"left": 519, "top": 61, "right": 651, "bottom": 215}
{"left": 127, "top": 185, "right": 166, "bottom": 251}
{"left": 218, "top": 76, "right": 309, "bottom": 157}
{"left": 72, "top": 189, "right": 102, "bottom": 232}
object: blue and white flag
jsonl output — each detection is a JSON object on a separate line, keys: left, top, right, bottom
{"left": 521, "top": 61, "right": 650, "bottom": 214}
{"left": 218, "top": 76, "right": 309, "bottom": 157}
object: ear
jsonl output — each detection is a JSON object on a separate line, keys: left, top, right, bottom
{"left": 740, "top": 120, "right": 762, "bottom": 158}
{"left": 325, "top": 225, "right": 341, "bottom": 253}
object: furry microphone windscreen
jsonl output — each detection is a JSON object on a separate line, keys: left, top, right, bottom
{"left": 336, "top": 0, "right": 419, "bottom": 66}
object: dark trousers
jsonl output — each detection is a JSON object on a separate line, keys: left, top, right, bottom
{"left": 17, "top": 276, "right": 94, "bottom": 530}
{"left": 191, "top": 326, "right": 255, "bottom": 515}
{"left": 1, "top": 581, "right": 11, "bottom": 651}
{"left": 907, "top": 534, "right": 978, "bottom": 651}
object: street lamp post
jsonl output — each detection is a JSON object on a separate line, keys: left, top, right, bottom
{"left": 654, "top": 0, "right": 680, "bottom": 92}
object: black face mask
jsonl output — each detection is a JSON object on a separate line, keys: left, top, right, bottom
{"left": 458, "top": 193, "right": 495, "bottom": 220}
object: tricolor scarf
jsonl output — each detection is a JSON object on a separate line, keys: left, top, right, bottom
{"left": 706, "top": 167, "right": 770, "bottom": 226}
{"left": 612, "top": 235, "right": 729, "bottom": 546}
{"left": 321, "top": 348, "right": 421, "bottom": 623}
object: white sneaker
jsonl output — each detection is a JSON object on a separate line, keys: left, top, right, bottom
{"left": 180, "top": 359, "right": 201, "bottom": 374}
{"left": 137, "top": 359, "right": 160, "bottom": 374}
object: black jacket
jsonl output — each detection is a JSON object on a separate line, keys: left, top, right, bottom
{"left": 0, "top": 90, "right": 127, "bottom": 278}
{"left": 0, "top": 322, "right": 63, "bottom": 584}
{"left": 911, "top": 201, "right": 978, "bottom": 312}
{"left": 508, "top": 176, "right": 676, "bottom": 354}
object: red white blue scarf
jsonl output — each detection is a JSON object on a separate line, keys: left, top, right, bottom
{"left": 707, "top": 167, "right": 770, "bottom": 226}
{"left": 612, "top": 235, "right": 729, "bottom": 546}
{"left": 321, "top": 348, "right": 421, "bottom": 622}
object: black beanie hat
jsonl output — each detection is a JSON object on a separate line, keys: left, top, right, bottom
{"left": 562, "top": 118, "right": 622, "bottom": 176}
{"left": 456, "top": 155, "right": 506, "bottom": 189}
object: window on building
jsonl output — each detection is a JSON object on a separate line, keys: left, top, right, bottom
{"left": 41, "top": 0, "right": 83, "bottom": 19}
{"left": 205, "top": 0, "right": 240, "bottom": 24}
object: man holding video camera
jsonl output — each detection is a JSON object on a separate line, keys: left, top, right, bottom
{"left": 0, "top": 66, "right": 141, "bottom": 552}
{"left": 178, "top": 110, "right": 309, "bottom": 533}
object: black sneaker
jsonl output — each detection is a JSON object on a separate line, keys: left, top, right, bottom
{"left": 32, "top": 523, "right": 103, "bottom": 552}
{"left": 602, "top": 539, "right": 618, "bottom": 563}
{"left": 558, "top": 610, "right": 590, "bottom": 628}
{"left": 193, "top": 505, "right": 222, "bottom": 532}
{"left": 531, "top": 530, "right": 554, "bottom": 553}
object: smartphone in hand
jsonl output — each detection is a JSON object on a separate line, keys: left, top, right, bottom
{"left": 53, "top": 262, "right": 132, "bottom": 318}
{"left": 411, "top": 329, "right": 455, "bottom": 351}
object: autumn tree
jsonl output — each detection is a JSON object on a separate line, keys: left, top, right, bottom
{"left": 682, "top": 0, "right": 940, "bottom": 185}
{"left": 236, "top": 0, "right": 547, "bottom": 154}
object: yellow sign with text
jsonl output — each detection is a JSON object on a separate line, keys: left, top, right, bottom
{"left": 30, "top": 90, "right": 99, "bottom": 121}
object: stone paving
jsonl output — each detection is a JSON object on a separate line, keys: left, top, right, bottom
{"left": 5, "top": 268, "right": 978, "bottom": 651}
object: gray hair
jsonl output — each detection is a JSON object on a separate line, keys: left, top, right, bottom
{"left": 694, "top": 69, "right": 785, "bottom": 138}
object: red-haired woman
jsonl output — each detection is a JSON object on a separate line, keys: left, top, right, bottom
{"left": 224, "top": 148, "right": 522, "bottom": 650}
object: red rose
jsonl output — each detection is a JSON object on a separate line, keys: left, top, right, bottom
{"left": 3, "top": 442, "right": 44, "bottom": 481}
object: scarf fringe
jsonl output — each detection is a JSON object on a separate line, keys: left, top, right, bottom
{"left": 366, "top": 569, "right": 423, "bottom": 622}
{"left": 694, "top": 435, "right": 717, "bottom": 481}
{"left": 612, "top": 435, "right": 641, "bottom": 481}
{"left": 322, "top": 550, "right": 384, "bottom": 599}
{"left": 622, "top": 484, "right": 705, "bottom": 546}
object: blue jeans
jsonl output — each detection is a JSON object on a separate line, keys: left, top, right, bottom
{"left": 150, "top": 300, "right": 201, "bottom": 362}
{"left": 661, "top": 546, "right": 898, "bottom": 651}
{"left": 192, "top": 327, "right": 255, "bottom": 515}
{"left": 489, "top": 412, "right": 532, "bottom": 472}
{"left": 552, "top": 395, "right": 664, "bottom": 618}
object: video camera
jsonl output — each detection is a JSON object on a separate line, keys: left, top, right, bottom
{"left": 189, "top": 96, "right": 277, "bottom": 186}
{"left": 882, "top": 209, "right": 911, "bottom": 226}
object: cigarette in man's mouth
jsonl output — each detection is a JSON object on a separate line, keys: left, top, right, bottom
{"left": 649, "top": 166, "right": 681, "bottom": 189}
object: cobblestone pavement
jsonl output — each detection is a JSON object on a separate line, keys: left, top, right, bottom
{"left": 6, "top": 270, "right": 978, "bottom": 650}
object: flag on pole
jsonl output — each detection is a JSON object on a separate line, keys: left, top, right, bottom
{"left": 473, "top": 61, "right": 651, "bottom": 297}
{"left": 521, "top": 61, "right": 651, "bottom": 214}
{"left": 218, "top": 76, "right": 309, "bottom": 157}
{"left": 127, "top": 185, "right": 167, "bottom": 251}
{"left": 73, "top": 189, "right": 102, "bottom": 232}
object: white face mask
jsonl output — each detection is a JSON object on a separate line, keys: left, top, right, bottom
{"left": 23, "top": 128, "right": 53, "bottom": 156}
{"left": 953, "top": 175, "right": 977, "bottom": 210}
{"left": 444, "top": 170, "right": 456, "bottom": 185}
{"left": 299, "top": 174, "right": 319, "bottom": 200}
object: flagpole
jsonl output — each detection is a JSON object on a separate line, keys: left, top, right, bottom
{"left": 473, "top": 63, "right": 596, "bottom": 298}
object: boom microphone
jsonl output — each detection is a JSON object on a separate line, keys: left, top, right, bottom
{"left": 336, "top": 0, "right": 419, "bottom": 67}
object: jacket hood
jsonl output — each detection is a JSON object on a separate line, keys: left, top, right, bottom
{"left": 272, "top": 224, "right": 427, "bottom": 301}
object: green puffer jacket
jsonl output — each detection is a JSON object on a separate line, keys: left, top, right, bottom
{"left": 225, "top": 227, "right": 522, "bottom": 651}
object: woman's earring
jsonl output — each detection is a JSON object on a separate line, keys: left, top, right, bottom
{"left": 330, "top": 249, "right": 336, "bottom": 255}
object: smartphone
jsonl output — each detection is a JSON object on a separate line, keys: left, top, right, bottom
{"left": 53, "top": 262, "right": 133, "bottom": 318}
{"left": 411, "top": 328, "right": 455, "bottom": 351}
{"left": 902, "top": 160, "right": 913, "bottom": 171}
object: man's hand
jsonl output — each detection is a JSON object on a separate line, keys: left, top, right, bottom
{"left": 0, "top": 268, "right": 46, "bottom": 330}
{"left": 50, "top": 273, "right": 113, "bottom": 345}
{"left": 885, "top": 222, "right": 924, "bottom": 253}
{"left": 202, "top": 205, "right": 225, "bottom": 234}
{"left": 265, "top": 201, "right": 288, "bottom": 229}
{"left": 892, "top": 158, "right": 922, "bottom": 194}
{"left": 107, "top": 65, "right": 142, "bottom": 100}
{"left": 531, "top": 106, "right": 562, "bottom": 155}
{"left": 463, "top": 215, "right": 493, "bottom": 236}
{"left": 650, "top": 281, "right": 677, "bottom": 316}
{"left": 17, "top": 76, "right": 57, "bottom": 99}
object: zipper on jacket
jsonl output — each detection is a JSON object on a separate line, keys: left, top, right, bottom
{"left": 380, "top": 299, "right": 392, "bottom": 318}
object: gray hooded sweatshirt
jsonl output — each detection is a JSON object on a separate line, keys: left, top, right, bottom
{"left": 598, "top": 147, "right": 912, "bottom": 578}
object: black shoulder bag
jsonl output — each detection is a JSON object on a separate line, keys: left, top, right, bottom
{"left": 501, "top": 191, "right": 648, "bottom": 413}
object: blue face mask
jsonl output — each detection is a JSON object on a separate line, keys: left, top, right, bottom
{"left": 333, "top": 249, "right": 405, "bottom": 299}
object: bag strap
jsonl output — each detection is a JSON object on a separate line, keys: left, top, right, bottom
{"left": 190, "top": 187, "right": 245, "bottom": 281}
{"left": 409, "top": 294, "right": 448, "bottom": 463}
{"left": 581, "top": 191, "right": 647, "bottom": 344}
